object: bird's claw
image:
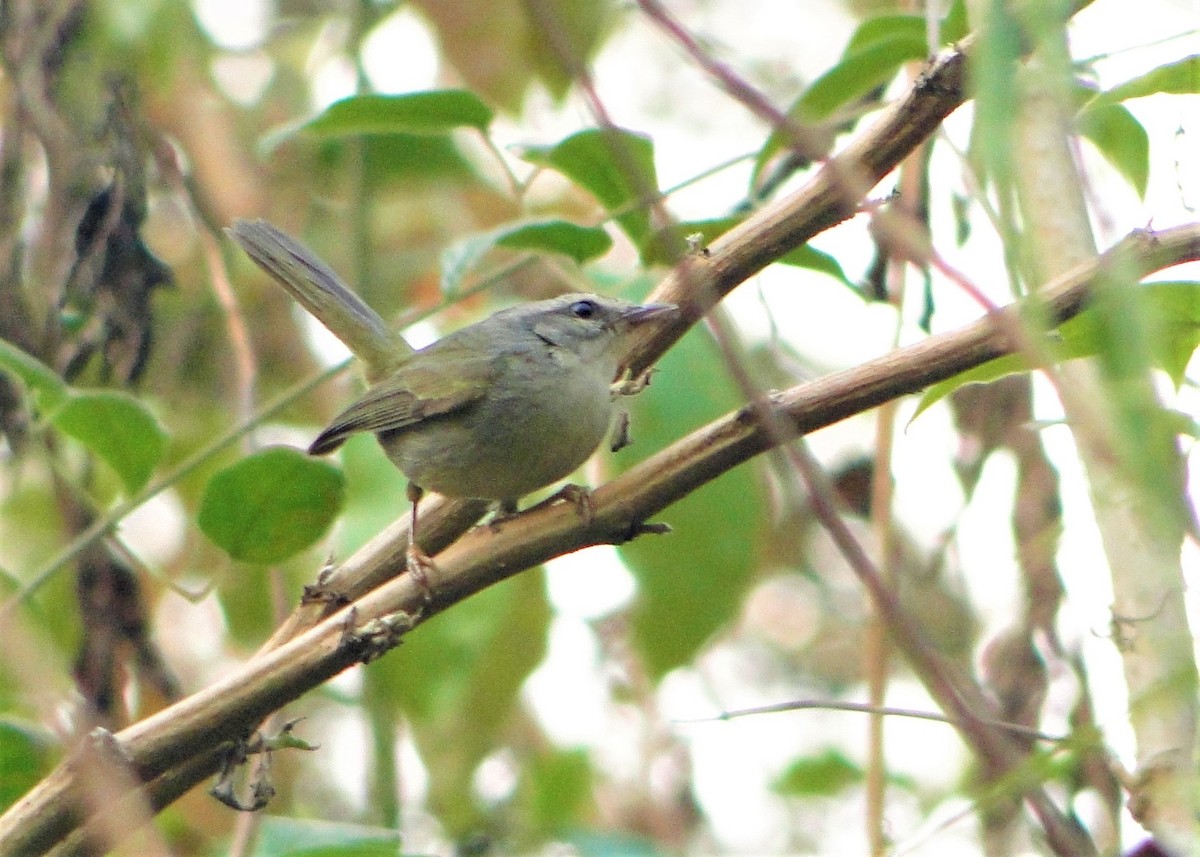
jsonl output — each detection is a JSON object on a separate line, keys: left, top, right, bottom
{"left": 405, "top": 544, "right": 437, "bottom": 604}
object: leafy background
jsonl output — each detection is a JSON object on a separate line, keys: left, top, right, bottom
{"left": 0, "top": 0, "right": 1198, "bottom": 855}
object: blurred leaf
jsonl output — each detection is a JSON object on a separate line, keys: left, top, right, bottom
{"left": 0, "top": 484, "right": 74, "bottom": 620}
{"left": 93, "top": 0, "right": 172, "bottom": 43}
{"left": 441, "top": 220, "right": 613, "bottom": 293}
{"left": 248, "top": 816, "right": 401, "bottom": 857}
{"left": 362, "top": 134, "right": 479, "bottom": 186}
{"left": 916, "top": 354, "right": 1035, "bottom": 419}
{"left": 1087, "top": 55, "right": 1200, "bottom": 108}
{"left": 797, "top": 33, "right": 926, "bottom": 123}
{"left": 951, "top": 192, "right": 972, "bottom": 246}
{"left": 1087, "top": 273, "right": 1193, "bottom": 524}
{"left": 49, "top": 392, "right": 167, "bottom": 493}
{"left": 496, "top": 220, "right": 613, "bottom": 263}
{"left": 524, "top": 0, "right": 618, "bottom": 101}
{"left": 413, "top": 0, "right": 616, "bottom": 111}
{"left": 521, "top": 129, "right": 657, "bottom": 254}
{"left": 0, "top": 340, "right": 67, "bottom": 410}
{"left": 618, "top": 326, "right": 763, "bottom": 678}
{"left": 753, "top": 10, "right": 943, "bottom": 186}
{"left": 1141, "top": 281, "right": 1200, "bottom": 385}
{"left": 968, "top": 1, "right": 1023, "bottom": 189}
{"left": 844, "top": 14, "right": 929, "bottom": 58}
{"left": 1077, "top": 103, "right": 1149, "bottom": 197}
{"left": 216, "top": 551, "right": 277, "bottom": 646}
{"left": 199, "top": 447, "right": 345, "bottom": 564}
{"left": 778, "top": 245, "right": 855, "bottom": 286}
{"left": 521, "top": 748, "right": 593, "bottom": 835}
{"left": 371, "top": 570, "right": 550, "bottom": 834}
{"left": 336, "top": 433, "right": 410, "bottom": 556}
{"left": 308, "top": 133, "right": 480, "bottom": 188}
{"left": 274, "top": 90, "right": 493, "bottom": 150}
{"left": 0, "top": 719, "right": 53, "bottom": 809}
{"left": 914, "top": 281, "right": 1200, "bottom": 417}
{"left": 773, "top": 748, "right": 863, "bottom": 797}
{"left": 941, "top": 0, "right": 969, "bottom": 42}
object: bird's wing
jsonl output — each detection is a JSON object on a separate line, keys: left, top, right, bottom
{"left": 308, "top": 345, "right": 497, "bottom": 454}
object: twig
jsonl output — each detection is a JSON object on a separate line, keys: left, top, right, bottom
{"left": 635, "top": 0, "right": 828, "bottom": 163}
{"left": 680, "top": 699, "right": 1067, "bottom": 743}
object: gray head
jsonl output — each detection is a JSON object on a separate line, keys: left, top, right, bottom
{"left": 494, "top": 293, "right": 677, "bottom": 359}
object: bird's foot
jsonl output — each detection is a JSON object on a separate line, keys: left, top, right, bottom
{"left": 611, "top": 367, "right": 655, "bottom": 398}
{"left": 523, "top": 483, "right": 595, "bottom": 523}
{"left": 405, "top": 544, "right": 437, "bottom": 604}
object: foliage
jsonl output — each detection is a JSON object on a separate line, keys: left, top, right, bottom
{"left": 0, "top": 0, "right": 1197, "bottom": 855}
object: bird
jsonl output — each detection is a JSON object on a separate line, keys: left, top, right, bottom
{"left": 307, "top": 292, "right": 677, "bottom": 578}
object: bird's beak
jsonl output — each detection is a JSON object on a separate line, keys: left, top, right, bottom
{"left": 620, "top": 302, "right": 680, "bottom": 327}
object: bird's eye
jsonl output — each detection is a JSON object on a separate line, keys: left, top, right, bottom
{"left": 570, "top": 299, "right": 597, "bottom": 319}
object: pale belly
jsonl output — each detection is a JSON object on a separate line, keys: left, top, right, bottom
{"left": 380, "top": 357, "right": 616, "bottom": 503}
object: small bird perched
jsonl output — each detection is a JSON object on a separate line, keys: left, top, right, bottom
{"left": 308, "top": 293, "right": 677, "bottom": 575}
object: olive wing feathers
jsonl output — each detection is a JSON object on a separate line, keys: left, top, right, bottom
{"left": 308, "top": 344, "right": 497, "bottom": 455}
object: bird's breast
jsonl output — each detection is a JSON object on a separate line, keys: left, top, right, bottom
{"left": 380, "top": 346, "right": 617, "bottom": 502}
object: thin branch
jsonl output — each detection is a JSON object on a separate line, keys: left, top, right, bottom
{"left": 687, "top": 699, "right": 1067, "bottom": 744}
{"left": 625, "top": 39, "right": 971, "bottom": 373}
{"left": 635, "top": 0, "right": 829, "bottom": 163}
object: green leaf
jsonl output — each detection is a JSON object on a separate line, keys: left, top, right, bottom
{"left": 913, "top": 353, "right": 1023, "bottom": 420}
{"left": 1141, "top": 281, "right": 1200, "bottom": 385}
{"left": 301, "top": 90, "right": 493, "bottom": 138}
{"left": 618, "top": 326, "right": 763, "bottom": 678}
{"left": 199, "top": 446, "right": 345, "bottom": 564}
{"left": 0, "top": 339, "right": 67, "bottom": 410}
{"left": 757, "top": 5, "right": 962, "bottom": 164}
{"left": 941, "top": 0, "right": 969, "bottom": 43}
{"left": 1076, "top": 274, "right": 1193, "bottom": 533}
{"left": 441, "top": 220, "right": 614, "bottom": 292}
{"left": 521, "top": 748, "right": 594, "bottom": 834}
{"left": 773, "top": 749, "right": 863, "bottom": 797}
{"left": 796, "top": 31, "right": 927, "bottom": 123}
{"left": 50, "top": 392, "right": 168, "bottom": 493}
{"left": 752, "top": 14, "right": 934, "bottom": 186}
{"left": 262, "top": 90, "right": 495, "bottom": 158}
{"left": 248, "top": 816, "right": 401, "bottom": 857}
{"left": 913, "top": 282, "right": 1200, "bottom": 417}
{"left": 360, "top": 134, "right": 479, "bottom": 186}
{"left": 778, "top": 244, "right": 855, "bottom": 286}
{"left": 1077, "top": 103, "right": 1149, "bottom": 197}
{"left": 495, "top": 220, "right": 613, "bottom": 264}
{"left": 336, "top": 433, "right": 411, "bottom": 556}
{"left": 1087, "top": 55, "right": 1200, "bottom": 108}
{"left": 0, "top": 719, "right": 53, "bottom": 809}
{"left": 441, "top": 217, "right": 614, "bottom": 290}
{"left": 844, "top": 14, "right": 928, "bottom": 58}
{"left": 411, "top": 0, "right": 615, "bottom": 112}
{"left": 521, "top": 128, "right": 658, "bottom": 254}
{"left": 967, "top": 1, "right": 1023, "bottom": 188}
